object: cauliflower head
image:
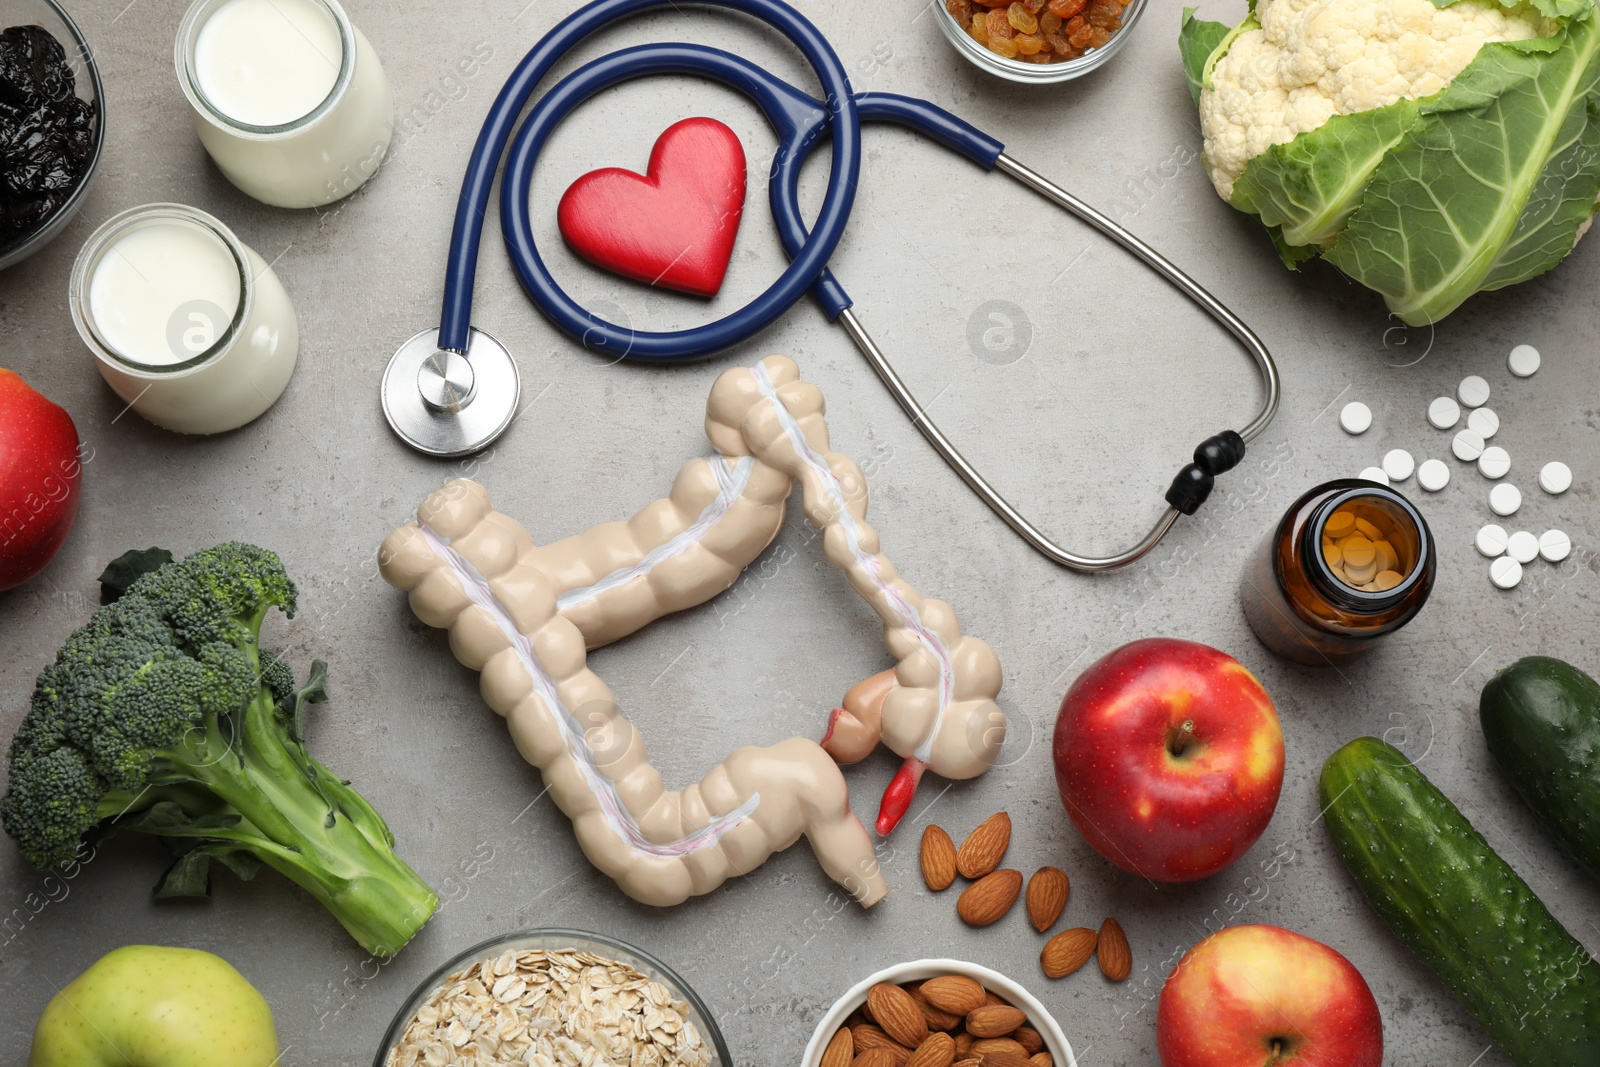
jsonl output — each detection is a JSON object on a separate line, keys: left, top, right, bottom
{"left": 1202, "top": 0, "right": 1551, "bottom": 199}
{"left": 1180, "top": 0, "right": 1600, "bottom": 325}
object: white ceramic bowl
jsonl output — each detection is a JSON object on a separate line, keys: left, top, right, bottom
{"left": 935, "top": 0, "right": 1147, "bottom": 84}
{"left": 800, "top": 958, "right": 1078, "bottom": 1067}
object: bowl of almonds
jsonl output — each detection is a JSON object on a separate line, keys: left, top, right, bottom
{"left": 377, "top": 929, "right": 730, "bottom": 1067}
{"left": 801, "top": 960, "right": 1076, "bottom": 1067}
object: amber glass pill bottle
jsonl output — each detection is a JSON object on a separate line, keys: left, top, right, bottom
{"left": 1242, "top": 480, "right": 1436, "bottom": 666}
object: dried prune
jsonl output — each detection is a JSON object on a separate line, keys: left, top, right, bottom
{"left": 0, "top": 24, "right": 94, "bottom": 248}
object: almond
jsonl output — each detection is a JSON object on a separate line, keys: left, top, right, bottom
{"left": 920, "top": 975, "right": 987, "bottom": 1016}
{"left": 903, "top": 1031, "right": 956, "bottom": 1067}
{"left": 853, "top": 1051, "right": 897, "bottom": 1067}
{"left": 1040, "top": 927, "right": 1098, "bottom": 979}
{"left": 953, "top": 1061, "right": 982, "bottom": 1067}
{"left": 983, "top": 989, "right": 1006, "bottom": 1007}
{"left": 868, "top": 982, "right": 930, "bottom": 1050}
{"left": 921, "top": 824, "right": 959, "bottom": 891}
{"left": 982, "top": 1055, "right": 1034, "bottom": 1067}
{"left": 821, "top": 1028, "right": 854, "bottom": 1067}
{"left": 852, "top": 1024, "right": 899, "bottom": 1054}
{"left": 954, "top": 1031, "right": 975, "bottom": 1057}
{"left": 1029, "top": 1055, "right": 1054, "bottom": 1067}
{"left": 1024, "top": 866, "right": 1069, "bottom": 932}
{"left": 1014, "top": 1026, "right": 1043, "bottom": 1055}
{"left": 1097, "top": 917, "right": 1132, "bottom": 981}
{"left": 956, "top": 869, "right": 1022, "bottom": 926}
{"left": 908, "top": 987, "right": 965, "bottom": 1031}
{"left": 964, "top": 1004, "right": 1026, "bottom": 1039}
{"left": 956, "top": 812, "right": 1011, "bottom": 879}
{"left": 970, "top": 1037, "right": 1028, "bottom": 1058}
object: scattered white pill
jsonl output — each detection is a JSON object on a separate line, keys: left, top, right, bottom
{"left": 1453, "top": 429, "right": 1485, "bottom": 461}
{"left": 1507, "top": 530, "right": 1540, "bottom": 564}
{"left": 1417, "top": 459, "right": 1450, "bottom": 492}
{"left": 1458, "top": 375, "right": 1491, "bottom": 408}
{"left": 1476, "top": 524, "right": 1509, "bottom": 557}
{"left": 1467, "top": 407, "right": 1499, "bottom": 439}
{"left": 1490, "top": 555, "right": 1523, "bottom": 590}
{"left": 1508, "top": 344, "right": 1541, "bottom": 377}
{"left": 1358, "top": 466, "right": 1391, "bottom": 486}
{"left": 1489, "top": 482, "right": 1523, "bottom": 516}
{"left": 1427, "top": 396, "right": 1461, "bottom": 430}
{"left": 1340, "top": 402, "right": 1373, "bottom": 435}
{"left": 1539, "top": 461, "right": 1572, "bottom": 495}
{"left": 1539, "top": 529, "right": 1572, "bottom": 563}
{"left": 1382, "top": 449, "right": 1415, "bottom": 481}
{"left": 1479, "top": 446, "right": 1511, "bottom": 479}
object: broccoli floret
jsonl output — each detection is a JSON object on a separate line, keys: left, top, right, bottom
{"left": 1, "top": 543, "right": 438, "bottom": 956}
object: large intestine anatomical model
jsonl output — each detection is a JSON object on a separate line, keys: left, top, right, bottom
{"left": 380, "top": 356, "right": 1005, "bottom": 907}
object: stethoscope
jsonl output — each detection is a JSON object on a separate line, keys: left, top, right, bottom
{"left": 381, "top": 0, "right": 1280, "bottom": 572}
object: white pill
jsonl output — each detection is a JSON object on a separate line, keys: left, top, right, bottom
{"left": 1539, "top": 529, "right": 1572, "bottom": 563}
{"left": 1476, "top": 524, "right": 1508, "bottom": 557}
{"left": 1489, "top": 482, "right": 1523, "bottom": 516}
{"left": 1340, "top": 402, "right": 1373, "bottom": 434}
{"left": 1453, "top": 429, "right": 1485, "bottom": 461}
{"left": 1417, "top": 459, "right": 1450, "bottom": 492}
{"left": 1358, "top": 466, "right": 1390, "bottom": 486}
{"left": 1427, "top": 396, "right": 1461, "bottom": 430}
{"left": 1458, "top": 375, "right": 1491, "bottom": 408}
{"left": 1506, "top": 531, "right": 1539, "bottom": 564}
{"left": 1508, "top": 344, "right": 1541, "bottom": 377}
{"left": 1479, "top": 446, "right": 1511, "bottom": 479}
{"left": 1382, "top": 449, "right": 1415, "bottom": 481}
{"left": 1490, "top": 555, "right": 1523, "bottom": 590}
{"left": 1466, "top": 407, "right": 1499, "bottom": 439}
{"left": 1539, "top": 461, "right": 1573, "bottom": 495}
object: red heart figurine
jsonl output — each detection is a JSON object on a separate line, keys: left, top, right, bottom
{"left": 557, "top": 117, "right": 747, "bottom": 298}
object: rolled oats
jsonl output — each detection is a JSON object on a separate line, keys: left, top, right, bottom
{"left": 387, "top": 949, "right": 714, "bottom": 1067}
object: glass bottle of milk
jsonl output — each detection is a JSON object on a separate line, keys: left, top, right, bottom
{"left": 175, "top": 0, "right": 393, "bottom": 208}
{"left": 69, "top": 204, "right": 299, "bottom": 434}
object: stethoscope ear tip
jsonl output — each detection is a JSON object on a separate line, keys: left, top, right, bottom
{"left": 382, "top": 326, "right": 522, "bottom": 458}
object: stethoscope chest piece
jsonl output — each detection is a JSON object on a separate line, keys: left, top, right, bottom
{"left": 382, "top": 327, "right": 521, "bottom": 457}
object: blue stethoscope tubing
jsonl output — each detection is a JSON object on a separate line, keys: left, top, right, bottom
{"left": 434, "top": 0, "right": 1281, "bottom": 572}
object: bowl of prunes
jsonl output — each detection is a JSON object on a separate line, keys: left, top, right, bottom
{"left": 0, "top": 0, "right": 102, "bottom": 270}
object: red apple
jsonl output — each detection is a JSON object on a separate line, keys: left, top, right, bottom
{"left": 0, "top": 368, "right": 82, "bottom": 591}
{"left": 1157, "top": 925, "right": 1383, "bottom": 1067}
{"left": 1052, "top": 638, "right": 1283, "bottom": 882}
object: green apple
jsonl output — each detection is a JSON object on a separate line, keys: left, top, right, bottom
{"left": 30, "top": 946, "right": 279, "bottom": 1067}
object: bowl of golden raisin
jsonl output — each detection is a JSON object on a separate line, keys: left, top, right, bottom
{"left": 938, "top": 0, "right": 1145, "bottom": 82}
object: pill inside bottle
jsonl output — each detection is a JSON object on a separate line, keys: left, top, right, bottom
{"left": 1318, "top": 500, "right": 1419, "bottom": 594}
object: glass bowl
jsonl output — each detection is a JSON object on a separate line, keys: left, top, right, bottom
{"left": 374, "top": 929, "right": 733, "bottom": 1067}
{"left": 0, "top": 0, "right": 105, "bottom": 270}
{"left": 935, "top": 0, "right": 1148, "bottom": 84}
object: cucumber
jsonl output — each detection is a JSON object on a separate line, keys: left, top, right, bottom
{"left": 1481, "top": 655, "right": 1600, "bottom": 879}
{"left": 1320, "top": 736, "right": 1600, "bottom": 1066}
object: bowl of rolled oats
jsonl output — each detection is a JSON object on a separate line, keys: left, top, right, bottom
{"left": 377, "top": 930, "right": 730, "bottom": 1067}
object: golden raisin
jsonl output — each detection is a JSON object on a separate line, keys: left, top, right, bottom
{"left": 1015, "top": 31, "right": 1044, "bottom": 53}
{"left": 1086, "top": 0, "right": 1119, "bottom": 28}
{"left": 1045, "top": 30, "right": 1072, "bottom": 53}
{"left": 985, "top": 9, "right": 1015, "bottom": 37}
{"left": 968, "top": 13, "right": 989, "bottom": 40}
{"left": 1067, "top": 21, "right": 1093, "bottom": 46}
{"left": 1007, "top": 2, "right": 1039, "bottom": 33}
{"left": 1087, "top": 24, "right": 1113, "bottom": 46}
{"left": 987, "top": 34, "right": 1020, "bottom": 57}
{"left": 1039, "top": 11, "right": 1062, "bottom": 32}
{"left": 1047, "top": 0, "right": 1087, "bottom": 17}
{"left": 947, "top": 0, "right": 974, "bottom": 19}
{"left": 1023, "top": 0, "right": 1048, "bottom": 10}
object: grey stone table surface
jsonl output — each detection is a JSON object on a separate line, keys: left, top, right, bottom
{"left": 2, "top": 0, "right": 1597, "bottom": 1063}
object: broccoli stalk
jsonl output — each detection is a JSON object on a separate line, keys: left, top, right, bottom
{"left": 2, "top": 543, "right": 438, "bottom": 956}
